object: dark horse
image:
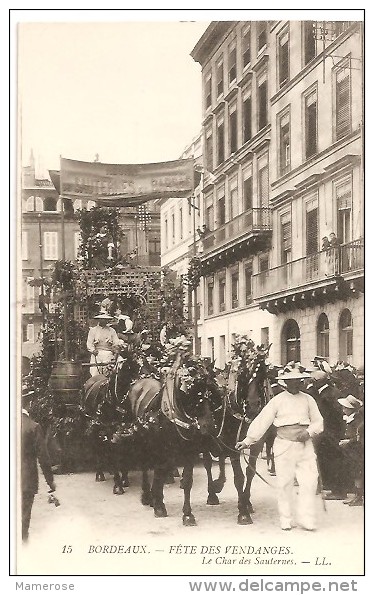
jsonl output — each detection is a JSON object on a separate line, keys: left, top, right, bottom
{"left": 203, "top": 346, "right": 271, "bottom": 524}
{"left": 81, "top": 351, "right": 139, "bottom": 493}
{"left": 113, "top": 348, "right": 221, "bottom": 525}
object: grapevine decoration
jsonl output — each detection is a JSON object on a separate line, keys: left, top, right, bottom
{"left": 185, "top": 256, "right": 202, "bottom": 291}
{"left": 77, "top": 206, "right": 124, "bottom": 269}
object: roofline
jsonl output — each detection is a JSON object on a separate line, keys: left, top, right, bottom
{"left": 190, "top": 21, "right": 237, "bottom": 66}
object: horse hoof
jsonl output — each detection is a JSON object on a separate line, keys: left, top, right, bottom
{"left": 207, "top": 494, "right": 220, "bottom": 505}
{"left": 95, "top": 473, "right": 105, "bottom": 482}
{"left": 248, "top": 502, "right": 255, "bottom": 514}
{"left": 183, "top": 514, "right": 197, "bottom": 526}
{"left": 154, "top": 505, "right": 168, "bottom": 518}
{"left": 238, "top": 513, "right": 253, "bottom": 525}
{"left": 113, "top": 486, "right": 125, "bottom": 495}
{"left": 141, "top": 493, "right": 152, "bottom": 506}
{"left": 122, "top": 479, "right": 130, "bottom": 488}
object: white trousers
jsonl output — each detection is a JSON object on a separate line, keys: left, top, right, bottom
{"left": 90, "top": 350, "right": 114, "bottom": 376}
{"left": 273, "top": 437, "right": 319, "bottom": 530}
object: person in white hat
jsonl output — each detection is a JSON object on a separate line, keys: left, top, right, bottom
{"left": 338, "top": 395, "right": 364, "bottom": 506}
{"left": 87, "top": 312, "right": 121, "bottom": 376}
{"left": 236, "top": 363, "right": 324, "bottom": 531}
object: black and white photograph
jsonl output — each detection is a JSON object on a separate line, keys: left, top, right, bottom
{"left": 11, "top": 8, "right": 365, "bottom": 584}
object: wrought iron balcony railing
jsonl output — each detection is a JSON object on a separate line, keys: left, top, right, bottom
{"left": 252, "top": 239, "right": 363, "bottom": 299}
{"left": 201, "top": 208, "right": 272, "bottom": 256}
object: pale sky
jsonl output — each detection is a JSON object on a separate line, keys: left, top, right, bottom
{"left": 18, "top": 21, "right": 209, "bottom": 175}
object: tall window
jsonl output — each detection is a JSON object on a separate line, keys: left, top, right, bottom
{"left": 304, "top": 21, "right": 316, "bottom": 64}
{"left": 243, "top": 173, "right": 253, "bottom": 211}
{"left": 218, "top": 273, "right": 226, "bottom": 312}
{"left": 205, "top": 193, "right": 214, "bottom": 231}
{"left": 261, "top": 327, "right": 270, "bottom": 348}
{"left": 305, "top": 88, "right": 318, "bottom": 159}
{"left": 208, "top": 337, "right": 215, "bottom": 363}
{"left": 257, "top": 21, "right": 267, "bottom": 52}
{"left": 217, "top": 114, "right": 225, "bottom": 165}
{"left": 217, "top": 185, "right": 226, "bottom": 226}
{"left": 258, "top": 154, "right": 269, "bottom": 208}
{"left": 148, "top": 238, "right": 160, "bottom": 266}
{"left": 244, "top": 260, "right": 253, "bottom": 305}
{"left": 26, "top": 196, "right": 34, "bottom": 212}
{"left": 242, "top": 27, "right": 251, "bottom": 67}
{"left": 179, "top": 206, "right": 183, "bottom": 239}
{"left": 205, "top": 127, "right": 213, "bottom": 172}
{"left": 339, "top": 309, "right": 353, "bottom": 362}
{"left": 26, "top": 324, "right": 35, "bottom": 343}
{"left": 229, "top": 176, "right": 239, "bottom": 219}
{"left": 306, "top": 205, "right": 319, "bottom": 255}
{"left": 229, "top": 103, "right": 238, "bottom": 154}
{"left": 171, "top": 212, "right": 175, "bottom": 243}
{"left": 243, "top": 90, "right": 252, "bottom": 143}
{"left": 24, "top": 277, "right": 35, "bottom": 314}
{"left": 317, "top": 313, "right": 330, "bottom": 358}
{"left": 335, "top": 63, "right": 351, "bottom": 140}
{"left": 279, "top": 110, "right": 291, "bottom": 176}
{"left": 22, "top": 231, "right": 28, "bottom": 260}
{"left": 278, "top": 27, "right": 290, "bottom": 87}
{"left": 164, "top": 218, "right": 168, "bottom": 249}
{"left": 43, "top": 231, "right": 58, "bottom": 260}
{"left": 219, "top": 336, "right": 226, "bottom": 370}
{"left": 336, "top": 180, "right": 352, "bottom": 244}
{"left": 207, "top": 277, "right": 214, "bottom": 316}
{"left": 258, "top": 75, "right": 268, "bottom": 131}
{"left": 228, "top": 43, "right": 237, "bottom": 83}
{"left": 204, "top": 73, "right": 212, "bottom": 110}
{"left": 282, "top": 319, "right": 300, "bottom": 365}
{"left": 280, "top": 214, "right": 292, "bottom": 264}
{"left": 35, "top": 197, "right": 43, "bottom": 211}
{"left": 230, "top": 267, "right": 239, "bottom": 309}
{"left": 216, "top": 58, "right": 224, "bottom": 97}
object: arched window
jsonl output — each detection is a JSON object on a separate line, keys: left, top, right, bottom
{"left": 281, "top": 319, "right": 300, "bottom": 365}
{"left": 26, "top": 196, "right": 34, "bottom": 212}
{"left": 44, "top": 197, "right": 57, "bottom": 211}
{"left": 339, "top": 308, "right": 353, "bottom": 363}
{"left": 74, "top": 199, "right": 82, "bottom": 211}
{"left": 56, "top": 199, "right": 62, "bottom": 212}
{"left": 87, "top": 200, "right": 96, "bottom": 211}
{"left": 317, "top": 313, "right": 329, "bottom": 359}
{"left": 35, "top": 196, "right": 43, "bottom": 211}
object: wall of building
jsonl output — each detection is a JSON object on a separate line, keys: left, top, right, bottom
{"left": 271, "top": 294, "right": 363, "bottom": 368}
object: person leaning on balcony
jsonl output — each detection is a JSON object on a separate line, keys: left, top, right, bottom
{"left": 236, "top": 364, "right": 324, "bottom": 531}
{"left": 87, "top": 312, "right": 121, "bottom": 376}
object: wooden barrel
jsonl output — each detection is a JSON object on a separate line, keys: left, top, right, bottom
{"left": 48, "top": 360, "right": 83, "bottom": 405}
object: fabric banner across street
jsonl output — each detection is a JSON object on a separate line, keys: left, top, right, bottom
{"left": 56, "top": 157, "right": 198, "bottom": 206}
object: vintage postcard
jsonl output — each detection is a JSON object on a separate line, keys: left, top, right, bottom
{"left": 12, "top": 8, "right": 365, "bottom": 586}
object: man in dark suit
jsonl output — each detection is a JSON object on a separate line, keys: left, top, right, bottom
{"left": 21, "top": 387, "right": 56, "bottom": 541}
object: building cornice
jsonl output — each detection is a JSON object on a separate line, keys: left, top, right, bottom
{"left": 190, "top": 21, "right": 238, "bottom": 66}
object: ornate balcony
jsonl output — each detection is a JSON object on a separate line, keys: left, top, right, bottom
{"left": 252, "top": 239, "right": 363, "bottom": 313}
{"left": 200, "top": 208, "right": 272, "bottom": 273}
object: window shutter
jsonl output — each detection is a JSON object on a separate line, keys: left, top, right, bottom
{"left": 306, "top": 208, "right": 319, "bottom": 254}
{"left": 336, "top": 69, "right": 351, "bottom": 139}
{"left": 258, "top": 164, "right": 269, "bottom": 207}
{"left": 282, "top": 221, "right": 292, "bottom": 251}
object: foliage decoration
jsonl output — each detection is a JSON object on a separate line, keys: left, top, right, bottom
{"left": 77, "top": 206, "right": 124, "bottom": 269}
{"left": 185, "top": 256, "right": 202, "bottom": 291}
